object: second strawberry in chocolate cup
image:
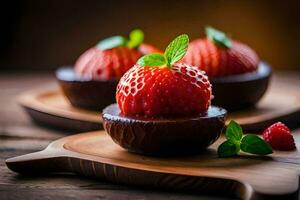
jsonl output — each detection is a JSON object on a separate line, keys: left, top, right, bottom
{"left": 102, "top": 35, "right": 227, "bottom": 155}
{"left": 56, "top": 29, "right": 161, "bottom": 111}
{"left": 182, "top": 27, "right": 272, "bottom": 111}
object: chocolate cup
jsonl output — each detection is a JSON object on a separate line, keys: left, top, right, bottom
{"left": 102, "top": 104, "right": 227, "bottom": 155}
{"left": 56, "top": 67, "right": 118, "bottom": 111}
{"left": 211, "top": 62, "right": 272, "bottom": 111}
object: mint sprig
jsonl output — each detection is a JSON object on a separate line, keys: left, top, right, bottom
{"left": 225, "top": 120, "right": 243, "bottom": 141}
{"left": 205, "top": 26, "right": 232, "bottom": 49}
{"left": 137, "top": 53, "right": 166, "bottom": 67}
{"left": 137, "top": 34, "right": 189, "bottom": 67}
{"left": 127, "top": 29, "right": 144, "bottom": 49}
{"left": 218, "top": 140, "right": 240, "bottom": 157}
{"left": 164, "top": 34, "right": 189, "bottom": 66}
{"left": 96, "top": 29, "right": 144, "bottom": 51}
{"left": 240, "top": 135, "right": 273, "bottom": 155}
{"left": 218, "top": 120, "right": 273, "bottom": 158}
{"left": 96, "top": 36, "right": 127, "bottom": 51}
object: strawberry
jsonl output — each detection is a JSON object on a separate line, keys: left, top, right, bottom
{"left": 116, "top": 34, "right": 212, "bottom": 117}
{"left": 74, "top": 47, "right": 142, "bottom": 80}
{"left": 262, "top": 122, "right": 296, "bottom": 151}
{"left": 116, "top": 63, "right": 211, "bottom": 117}
{"left": 74, "top": 29, "right": 160, "bottom": 80}
{"left": 182, "top": 27, "right": 259, "bottom": 78}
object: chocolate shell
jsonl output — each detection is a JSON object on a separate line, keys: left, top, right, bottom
{"left": 211, "top": 62, "right": 272, "bottom": 111}
{"left": 102, "top": 104, "right": 227, "bottom": 155}
{"left": 56, "top": 67, "right": 118, "bottom": 111}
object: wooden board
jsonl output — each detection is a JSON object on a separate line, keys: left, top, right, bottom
{"left": 6, "top": 130, "right": 300, "bottom": 199}
{"left": 18, "top": 86, "right": 300, "bottom": 132}
{"left": 18, "top": 87, "right": 102, "bottom": 132}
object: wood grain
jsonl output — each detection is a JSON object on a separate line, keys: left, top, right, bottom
{"left": 18, "top": 87, "right": 102, "bottom": 132}
{"left": 6, "top": 130, "right": 300, "bottom": 200}
{"left": 2, "top": 71, "right": 300, "bottom": 200}
{"left": 1, "top": 72, "right": 235, "bottom": 200}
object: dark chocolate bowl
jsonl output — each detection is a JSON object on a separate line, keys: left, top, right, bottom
{"left": 102, "top": 104, "right": 227, "bottom": 155}
{"left": 210, "top": 62, "right": 272, "bottom": 111}
{"left": 56, "top": 66, "right": 118, "bottom": 111}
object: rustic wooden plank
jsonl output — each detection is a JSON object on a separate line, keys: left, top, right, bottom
{"left": 0, "top": 149, "right": 228, "bottom": 200}
{"left": 1, "top": 125, "right": 66, "bottom": 140}
{"left": 0, "top": 71, "right": 300, "bottom": 200}
{"left": 6, "top": 129, "right": 300, "bottom": 199}
{"left": 0, "top": 187, "right": 229, "bottom": 200}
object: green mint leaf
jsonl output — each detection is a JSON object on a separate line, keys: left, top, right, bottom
{"left": 164, "top": 34, "right": 189, "bottom": 66}
{"left": 218, "top": 140, "right": 240, "bottom": 158}
{"left": 127, "top": 29, "right": 144, "bottom": 48}
{"left": 205, "top": 26, "right": 232, "bottom": 49}
{"left": 225, "top": 120, "right": 243, "bottom": 142}
{"left": 137, "top": 53, "right": 167, "bottom": 67}
{"left": 96, "top": 35, "right": 127, "bottom": 51}
{"left": 240, "top": 134, "right": 273, "bottom": 155}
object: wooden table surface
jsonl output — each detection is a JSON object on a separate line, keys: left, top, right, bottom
{"left": 1, "top": 71, "right": 300, "bottom": 200}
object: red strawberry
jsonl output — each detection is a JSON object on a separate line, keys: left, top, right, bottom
{"left": 74, "top": 29, "right": 160, "bottom": 80}
{"left": 74, "top": 47, "right": 142, "bottom": 80}
{"left": 262, "top": 122, "right": 296, "bottom": 151}
{"left": 116, "top": 63, "right": 212, "bottom": 117}
{"left": 182, "top": 38, "right": 259, "bottom": 78}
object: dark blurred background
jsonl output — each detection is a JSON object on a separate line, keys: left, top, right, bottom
{"left": 1, "top": 0, "right": 300, "bottom": 71}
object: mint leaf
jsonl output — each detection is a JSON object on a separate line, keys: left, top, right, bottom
{"left": 127, "top": 29, "right": 144, "bottom": 48}
{"left": 218, "top": 120, "right": 273, "bottom": 158}
{"left": 137, "top": 53, "right": 166, "bottom": 67}
{"left": 226, "top": 120, "right": 243, "bottom": 142}
{"left": 240, "top": 134, "right": 273, "bottom": 155}
{"left": 137, "top": 34, "right": 189, "bottom": 67}
{"left": 218, "top": 140, "right": 240, "bottom": 158}
{"left": 164, "top": 34, "right": 189, "bottom": 66}
{"left": 96, "top": 36, "right": 127, "bottom": 51}
{"left": 205, "top": 26, "right": 232, "bottom": 49}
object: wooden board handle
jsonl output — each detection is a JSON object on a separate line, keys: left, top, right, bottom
{"left": 6, "top": 150, "right": 70, "bottom": 174}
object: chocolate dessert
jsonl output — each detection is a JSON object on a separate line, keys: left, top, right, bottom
{"left": 182, "top": 26, "right": 271, "bottom": 111}
{"left": 102, "top": 34, "right": 227, "bottom": 155}
{"left": 57, "top": 29, "right": 161, "bottom": 110}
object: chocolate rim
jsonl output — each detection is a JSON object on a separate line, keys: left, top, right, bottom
{"left": 102, "top": 104, "right": 227, "bottom": 155}
{"left": 56, "top": 67, "right": 118, "bottom": 111}
{"left": 56, "top": 66, "right": 119, "bottom": 83}
{"left": 210, "top": 62, "right": 272, "bottom": 111}
{"left": 56, "top": 61, "right": 271, "bottom": 112}
{"left": 211, "top": 62, "right": 271, "bottom": 83}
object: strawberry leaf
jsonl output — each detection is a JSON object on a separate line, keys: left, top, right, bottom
{"left": 127, "top": 29, "right": 144, "bottom": 48}
{"left": 164, "top": 34, "right": 189, "bottom": 66}
{"left": 205, "top": 26, "right": 232, "bottom": 49}
{"left": 96, "top": 36, "right": 127, "bottom": 51}
{"left": 137, "top": 53, "right": 166, "bottom": 67}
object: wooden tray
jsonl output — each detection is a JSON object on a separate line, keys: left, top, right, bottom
{"left": 6, "top": 130, "right": 300, "bottom": 199}
{"left": 18, "top": 87, "right": 102, "bottom": 132}
{"left": 18, "top": 86, "right": 300, "bottom": 132}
